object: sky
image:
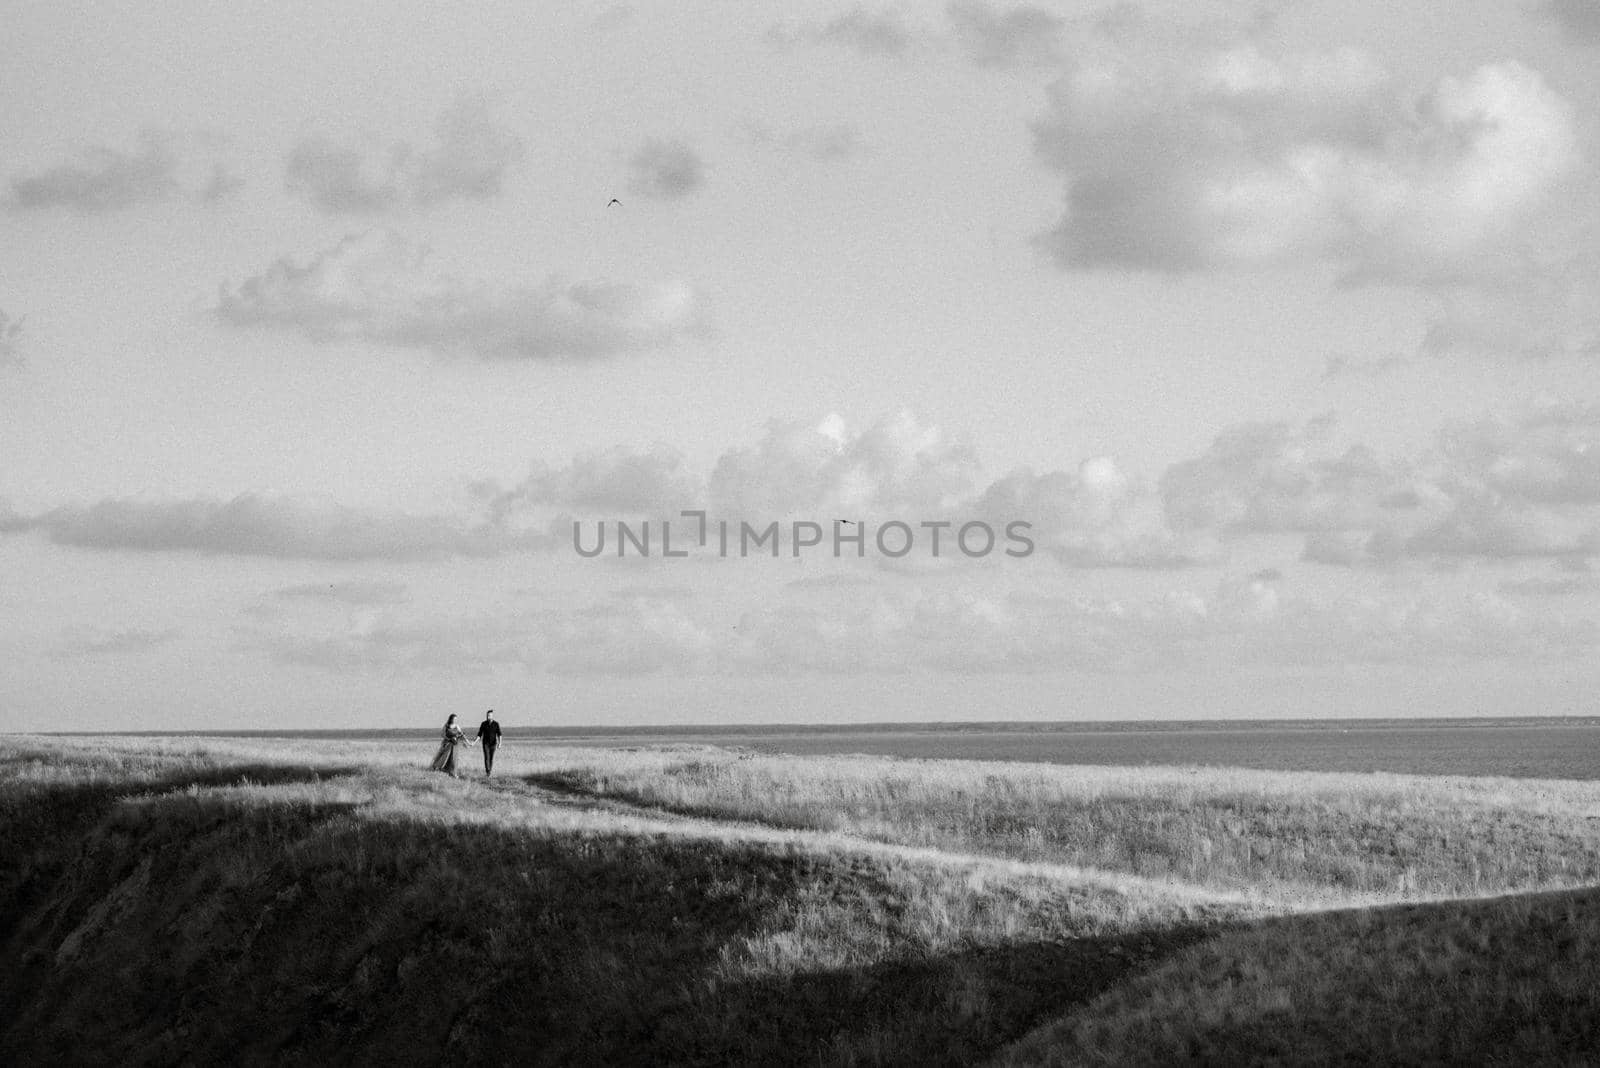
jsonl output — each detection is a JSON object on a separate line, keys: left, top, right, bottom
{"left": 4, "top": 0, "right": 1600, "bottom": 730}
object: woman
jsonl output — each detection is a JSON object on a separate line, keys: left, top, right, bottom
{"left": 429, "top": 713, "right": 473, "bottom": 775}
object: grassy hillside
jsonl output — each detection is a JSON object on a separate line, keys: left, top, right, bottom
{"left": 2, "top": 736, "right": 1598, "bottom": 1064}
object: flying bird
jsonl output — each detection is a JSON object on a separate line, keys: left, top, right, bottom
{"left": 608, "top": 198, "right": 621, "bottom": 207}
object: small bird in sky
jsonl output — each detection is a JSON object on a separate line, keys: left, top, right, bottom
{"left": 608, "top": 198, "right": 621, "bottom": 207}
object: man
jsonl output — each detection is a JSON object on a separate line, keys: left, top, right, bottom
{"left": 476, "top": 709, "right": 502, "bottom": 776}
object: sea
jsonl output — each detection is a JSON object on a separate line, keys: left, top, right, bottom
{"left": 145, "top": 717, "right": 1600, "bottom": 780}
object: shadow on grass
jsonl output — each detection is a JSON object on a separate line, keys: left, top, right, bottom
{"left": 998, "top": 883, "right": 1600, "bottom": 1066}
{"left": 0, "top": 772, "right": 1224, "bottom": 1067}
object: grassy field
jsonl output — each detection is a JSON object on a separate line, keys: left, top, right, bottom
{"left": 2, "top": 734, "right": 1597, "bottom": 1064}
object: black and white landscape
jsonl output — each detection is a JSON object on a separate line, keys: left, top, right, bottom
{"left": 4, "top": 2, "right": 1600, "bottom": 1064}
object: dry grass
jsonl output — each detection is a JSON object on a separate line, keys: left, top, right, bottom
{"left": 527, "top": 746, "right": 1600, "bottom": 903}
{"left": 3, "top": 733, "right": 1598, "bottom": 1064}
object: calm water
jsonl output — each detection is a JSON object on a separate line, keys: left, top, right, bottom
{"left": 169, "top": 718, "right": 1600, "bottom": 780}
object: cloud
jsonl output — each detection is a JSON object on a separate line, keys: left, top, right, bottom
{"left": 494, "top": 444, "right": 701, "bottom": 516}
{"left": 1160, "top": 420, "right": 1415, "bottom": 535}
{"left": 50, "top": 625, "right": 181, "bottom": 659}
{"left": 215, "top": 229, "right": 706, "bottom": 360}
{"left": 480, "top": 412, "right": 1213, "bottom": 569}
{"left": 1436, "top": 403, "right": 1600, "bottom": 505}
{"left": 503, "top": 412, "right": 1220, "bottom": 568}
{"left": 1541, "top": 0, "right": 1600, "bottom": 45}
{"left": 626, "top": 138, "right": 705, "bottom": 199}
{"left": 7, "top": 494, "right": 545, "bottom": 561}
{"left": 1281, "top": 404, "right": 1600, "bottom": 566}
{"left": 766, "top": 7, "right": 919, "bottom": 56}
{"left": 947, "top": 1, "right": 1064, "bottom": 68}
{"left": 8, "top": 130, "right": 237, "bottom": 213}
{"left": 284, "top": 137, "right": 400, "bottom": 213}
{"left": 1403, "top": 487, "right": 1597, "bottom": 559}
{"left": 285, "top": 99, "right": 524, "bottom": 212}
{"left": 978, "top": 458, "right": 1215, "bottom": 567}
{"left": 1031, "top": 35, "right": 1578, "bottom": 282}
{"left": 709, "top": 411, "right": 980, "bottom": 518}
{"left": 0, "top": 309, "right": 21, "bottom": 367}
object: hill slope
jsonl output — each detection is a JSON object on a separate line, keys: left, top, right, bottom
{"left": 3, "top": 737, "right": 1598, "bottom": 1065}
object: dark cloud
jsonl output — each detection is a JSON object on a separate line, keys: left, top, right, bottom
{"left": 6, "top": 494, "right": 546, "bottom": 561}
{"left": 215, "top": 230, "right": 706, "bottom": 360}
{"left": 285, "top": 99, "right": 524, "bottom": 213}
{"left": 947, "top": 1, "right": 1064, "bottom": 68}
{"left": 626, "top": 138, "right": 705, "bottom": 199}
{"left": 8, "top": 130, "right": 237, "bottom": 213}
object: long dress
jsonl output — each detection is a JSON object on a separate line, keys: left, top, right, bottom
{"left": 430, "top": 724, "right": 468, "bottom": 774}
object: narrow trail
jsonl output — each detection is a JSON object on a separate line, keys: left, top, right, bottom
{"left": 458, "top": 769, "right": 1597, "bottom": 918}
{"left": 458, "top": 769, "right": 1285, "bottom": 913}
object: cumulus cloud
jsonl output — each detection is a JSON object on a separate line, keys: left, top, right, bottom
{"left": 285, "top": 99, "right": 524, "bottom": 212}
{"left": 494, "top": 444, "right": 701, "bottom": 516}
{"left": 1404, "top": 488, "right": 1596, "bottom": 559}
{"left": 1160, "top": 420, "right": 1417, "bottom": 534}
{"left": 481, "top": 412, "right": 1212, "bottom": 569}
{"left": 766, "top": 7, "right": 919, "bottom": 55}
{"left": 1031, "top": 34, "right": 1578, "bottom": 282}
{"left": 1285, "top": 404, "right": 1600, "bottom": 566}
{"left": 1436, "top": 403, "right": 1600, "bottom": 505}
{"left": 215, "top": 229, "right": 706, "bottom": 360}
{"left": 978, "top": 458, "right": 1215, "bottom": 567}
{"left": 947, "top": 0, "right": 1064, "bottom": 68}
{"left": 5, "top": 494, "right": 546, "bottom": 561}
{"left": 626, "top": 138, "right": 705, "bottom": 199}
{"left": 8, "top": 130, "right": 237, "bottom": 213}
{"left": 709, "top": 411, "right": 980, "bottom": 518}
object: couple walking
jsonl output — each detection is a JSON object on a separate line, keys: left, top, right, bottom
{"left": 430, "top": 709, "right": 503, "bottom": 777}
